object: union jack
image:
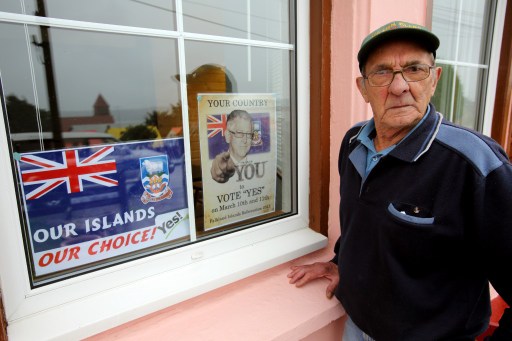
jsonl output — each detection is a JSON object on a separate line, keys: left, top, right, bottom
{"left": 20, "top": 146, "right": 118, "bottom": 200}
{"left": 206, "top": 114, "right": 227, "bottom": 138}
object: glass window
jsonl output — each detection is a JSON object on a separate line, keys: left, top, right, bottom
{"left": 431, "top": 0, "right": 497, "bottom": 130}
{"left": 0, "top": 0, "right": 22, "bottom": 13}
{"left": 0, "top": 0, "right": 176, "bottom": 30}
{"left": 0, "top": 0, "right": 297, "bottom": 288}
{"left": 1, "top": 3, "right": 326, "bottom": 340}
{"left": 1, "top": 23, "right": 181, "bottom": 140}
{"left": 182, "top": 0, "right": 290, "bottom": 43}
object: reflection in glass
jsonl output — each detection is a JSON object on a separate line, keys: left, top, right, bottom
{"left": 457, "top": 0, "right": 493, "bottom": 64}
{"left": 0, "top": 1, "right": 297, "bottom": 286}
{"left": 184, "top": 41, "right": 293, "bottom": 235}
{"left": 431, "top": 0, "right": 496, "bottom": 132}
{"left": 432, "top": 0, "right": 494, "bottom": 64}
{"left": 0, "top": 21, "right": 187, "bottom": 284}
{"left": 432, "top": 1, "right": 460, "bottom": 61}
{"left": 0, "top": 22, "right": 182, "bottom": 152}
{"left": 182, "top": 0, "right": 290, "bottom": 43}
{"left": 10, "top": 0, "right": 177, "bottom": 31}
{"left": 452, "top": 66, "right": 487, "bottom": 129}
{"left": 432, "top": 63, "right": 487, "bottom": 130}
{"left": 432, "top": 63, "right": 455, "bottom": 120}
{"left": 0, "top": 23, "right": 45, "bottom": 139}
{"left": 0, "top": 0, "right": 23, "bottom": 14}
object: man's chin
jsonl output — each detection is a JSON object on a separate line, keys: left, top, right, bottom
{"left": 386, "top": 106, "right": 423, "bottom": 119}
{"left": 380, "top": 109, "right": 424, "bottom": 129}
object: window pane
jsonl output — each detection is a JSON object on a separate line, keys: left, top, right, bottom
{"left": 1, "top": 23, "right": 181, "bottom": 143}
{"left": 1, "top": 0, "right": 176, "bottom": 30}
{"left": 182, "top": 0, "right": 290, "bottom": 43}
{"left": 452, "top": 66, "right": 487, "bottom": 129}
{"left": 0, "top": 22, "right": 188, "bottom": 285}
{"left": 432, "top": 1, "right": 460, "bottom": 60}
{"left": 455, "top": 0, "right": 494, "bottom": 64}
{"left": 433, "top": 0, "right": 494, "bottom": 64}
{"left": 431, "top": 0, "right": 496, "bottom": 132}
{"left": 0, "top": 0, "right": 22, "bottom": 13}
{"left": 431, "top": 63, "right": 455, "bottom": 120}
{"left": 183, "top": 41, "right": 294, "bottom": 236}
{"left": 432, "top": 64, "right": 486, "bottom": 130}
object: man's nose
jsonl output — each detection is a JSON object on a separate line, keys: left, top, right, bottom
{"left": 388, "top": 71, "right": 409, "bottom": 94}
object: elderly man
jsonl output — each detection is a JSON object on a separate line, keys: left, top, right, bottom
{"left": 288, "top": 21, "right": 512, "bottom": 340}
{"left": 210, "top": 109, "right": 254, "bottom": 183}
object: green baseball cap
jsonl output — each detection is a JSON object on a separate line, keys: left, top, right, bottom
{"left": 357, "top": 21, "right": 440, "bottom": 71}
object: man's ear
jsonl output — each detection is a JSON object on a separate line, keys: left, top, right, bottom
{"left": 430, "top": 66, "right": 442, "bottom": 97}
{"left": 356, "top": 77, "right": 370, "bottom": 103}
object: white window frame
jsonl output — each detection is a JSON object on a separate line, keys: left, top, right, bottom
{"left": 0, "top": 1, "right": 326, "bottom": 339}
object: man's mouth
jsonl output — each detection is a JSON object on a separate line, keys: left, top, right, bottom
{"left": 389, "top": 104, "right": 412, "bottom": 110}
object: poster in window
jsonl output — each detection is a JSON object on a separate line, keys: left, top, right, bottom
{"left": 15, "top": 138, "right": 190, "bottom": 277}
{"left": 198, "top": 93, "right": 277, "bottom": 230}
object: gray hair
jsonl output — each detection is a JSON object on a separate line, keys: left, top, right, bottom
{"left": 226, "top": 110, "right": 252, "bottom": 130}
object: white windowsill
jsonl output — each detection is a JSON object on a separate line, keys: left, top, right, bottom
{"left": 7, "top": 227, "right": 327, "bottom": 341}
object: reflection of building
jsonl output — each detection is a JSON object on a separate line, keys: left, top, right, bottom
{"left": 175, "top": 64, "right": 235, "bottom": 179}
{"left": 60, "top": 94, "right": 114, "bottom": 132}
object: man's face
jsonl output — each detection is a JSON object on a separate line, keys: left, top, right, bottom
{"left": 226, "top": 117, "right": 253, "bottom": 162}
{"left": 356, "top": 40, "right": 442, "bottom": 133}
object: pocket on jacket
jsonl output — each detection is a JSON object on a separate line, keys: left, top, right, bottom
{"left": 387, "top": 202, "right": 435, "bottom": 225}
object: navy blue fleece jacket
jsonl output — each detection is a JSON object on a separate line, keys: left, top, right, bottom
{"left": 332, "top": 104, "right": 512, "bottom": 340}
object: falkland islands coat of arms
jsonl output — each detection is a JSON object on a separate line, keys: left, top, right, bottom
{"left": 140, "top": 156, "right": 173, "bottom": 204}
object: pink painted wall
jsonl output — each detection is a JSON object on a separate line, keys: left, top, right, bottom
{"left": 88, "top": 1, "right": 429, "bottom": 340}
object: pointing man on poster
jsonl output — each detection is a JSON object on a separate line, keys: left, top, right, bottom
{"left": 210, "top": 110, "right": 254, "bottom": 183}
{"left": 199, "top": 93, "right": 276, "bottom": 230}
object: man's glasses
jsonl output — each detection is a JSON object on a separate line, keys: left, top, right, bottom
{"left": 363, "top": 64, "right": 435, "bottom": 87}
{"left": 228, "top": 130, "right": 254, "bottom": 140}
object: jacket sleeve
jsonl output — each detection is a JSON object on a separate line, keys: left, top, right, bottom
{"left": 481, "top": 160, "right": 512, "bottom": 340}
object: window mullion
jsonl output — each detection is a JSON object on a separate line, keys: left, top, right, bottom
{"left": 0, "top": 12, "right": 181, "bottom": 38}
{"left": 175, "top": 0, "right": 197, "bottom": 241}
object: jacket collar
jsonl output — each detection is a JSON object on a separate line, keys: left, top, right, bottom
{"left": 349, "top": 103, "right": 443, "bottom": 163}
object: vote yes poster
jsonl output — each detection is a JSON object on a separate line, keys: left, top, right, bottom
{"left": 198, "top": 93, "right": 277, "bottom": 230}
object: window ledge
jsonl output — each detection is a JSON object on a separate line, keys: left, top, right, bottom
{"left": 86, "top": 232, "right": 343, "bottom": 341}
{"left": 7, "top": 227, "right": 328, "bottom": 341}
